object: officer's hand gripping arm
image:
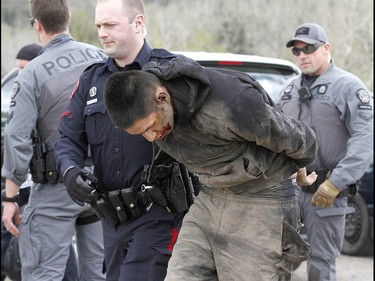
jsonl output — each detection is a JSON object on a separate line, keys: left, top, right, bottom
{"left": 311, "top": 179, "right": 340, "bottom": 208}
{"left": 63, "top": 166, "right": 98, "bottom": 206}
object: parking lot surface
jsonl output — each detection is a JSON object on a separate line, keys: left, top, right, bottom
{"left": 292, "top": 254, "right": 373, "bottom": 281}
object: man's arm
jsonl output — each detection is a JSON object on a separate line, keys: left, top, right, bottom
{"left": 229, "top": 88, "right": 318, "bottom": 167}
{"left": 329, "top": 82, "right": 373, "bottom": 189}
{"left": 1, "top": 72, "right": 38, "bottom": 237}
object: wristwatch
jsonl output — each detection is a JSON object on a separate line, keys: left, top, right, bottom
{"left": 1, "top": 189, "right": 19, "bottom": 203}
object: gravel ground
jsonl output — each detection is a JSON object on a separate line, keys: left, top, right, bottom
{"left": 292, "top": 254, "right": 374, "bottom": 281}
{"left": 4, "top": 253, "right": 373, "bottom": 281}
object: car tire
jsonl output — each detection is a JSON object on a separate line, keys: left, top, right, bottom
{"left": 341, "top": 193, "right": 373, "bottom": 256}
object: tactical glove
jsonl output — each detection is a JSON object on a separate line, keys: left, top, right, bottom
{"left": 311, "top": 179, "right": 340, "bottom": 208}
{"left": 63, "top": 166, "right": 98, "bottom": 206}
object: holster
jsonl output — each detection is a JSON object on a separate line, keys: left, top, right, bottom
{"left": 30, "top": 136, "right": 60, "bottom": 184}
{"left": 29, "top": 156, "right": 46, "bottom": 183}
{"left": 143, "top": 162, "right": 201, "bottom": 213}
{"left": 90, "top": 197, "right": 120, "bottom": 227}
{"left": 168, "top": 162, "right": 189, "bottom": 213}
{"left": 45, "top": 151, "right": 60, "bottom": 184}
{"left": 30, "top": 135, "right": 47, "bottom": 183}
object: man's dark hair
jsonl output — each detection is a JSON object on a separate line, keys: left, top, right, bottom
{"left": 29, "top": 0, "right": 70, "bottom": 34}
{"left": 104, "top": 71, "right": 160, "bottom": 129}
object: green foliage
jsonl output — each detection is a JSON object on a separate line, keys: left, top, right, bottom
{"left": 1, "top": 0, "right": 373, "bottom": 91}
{"left": 187, "top": 29, "right": 224, "bottom": 52}
{"left": 1, "top": 7, "right": 18, "bottom": 26}
{"left": 70, "top": 10, "right": 101, "bottom": 48}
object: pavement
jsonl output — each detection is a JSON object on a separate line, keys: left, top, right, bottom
{"left": 4, "top": 253, "right": 373, "bottom": 280}
{"left": 292, "top": 254, "right": 374, "bottom": 281}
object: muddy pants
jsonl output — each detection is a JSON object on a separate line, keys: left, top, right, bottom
{"left": 165, "top": 185, "right": 310, "bottom": 281}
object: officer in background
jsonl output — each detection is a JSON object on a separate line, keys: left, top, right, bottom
{"left": 278, "top": 23, "right": 373, "bottom": 280}
{"left": 1, "top": 43, "right": 79, "bottom": 281}
{"left": 1, "top": 0, "right": 107, "bottom": 280}
{"left": 15, "top": 43, "right": 42, "bottom": 73}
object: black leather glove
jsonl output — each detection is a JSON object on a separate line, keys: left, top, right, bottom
{"left": 63, "top": 166, "right": 98, "bottom": 206}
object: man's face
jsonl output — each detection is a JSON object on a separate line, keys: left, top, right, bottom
{"left": 16, "top": 59, "right": 30, "bottom": 74}
{"left": 293, "top": 41, "right": 330, "bottom": 76}
{"left": 126, "top": 90, "right": 175, "bottom": 142}
{"left": 95, "top": 0, "right": 144, "bottom": 64}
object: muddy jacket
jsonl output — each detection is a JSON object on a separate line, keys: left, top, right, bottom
{"left": 278, "top": 60, "right": 373, "bottom": 191}
{"left": 144, "top": 57, "right": 318, "bottom": 193}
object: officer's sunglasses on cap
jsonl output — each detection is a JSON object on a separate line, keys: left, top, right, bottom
{"left": 29, "top": 18, "right": 36, "bottom": 27}
{"left": 292, "top": 43, "right": 324, "bottom": 56}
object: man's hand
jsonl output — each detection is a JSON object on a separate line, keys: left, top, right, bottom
{"left": 2, "top": 202, "right": 21, "bottom": 237}
{"left": 296, "top": 167, "right": 318, "bottom": 186}
{"left": 63, "top": 166, "right": 98, "bottom": 206}
{"left": 311, "top": 179, "right": 340, "bottom": 208}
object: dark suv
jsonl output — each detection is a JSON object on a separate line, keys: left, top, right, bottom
{"left": 342, "top": 164, "right": 373, "bottom": 256}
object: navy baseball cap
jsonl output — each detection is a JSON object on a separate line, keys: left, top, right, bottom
{"left": 16, "top": 43, "right": 42, "bottom": 61}
{"left": 286, "top": 23, "right": 328, "bottom": 47}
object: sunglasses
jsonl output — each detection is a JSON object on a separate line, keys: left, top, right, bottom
{"left": 292, "top": 43, "right": 324, "bottom": 56}
{"left": 29, "top": 18, "right": 36, "bottom": 27}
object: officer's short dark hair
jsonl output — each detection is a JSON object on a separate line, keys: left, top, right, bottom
{"left": 29, "top": 0, "right": 70, "bottom": 34}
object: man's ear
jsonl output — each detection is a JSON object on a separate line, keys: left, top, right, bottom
{"left": 155, "top": 87, "right": 170, "bottom": 104}
{"left": 156, "top": 92, "right": 168, "bottom": 102}
{"left": 134, "top": 14, "right": 145, "bottom": 30}
{"left": 35, "top": 19, "right": 44, "bottom": 33}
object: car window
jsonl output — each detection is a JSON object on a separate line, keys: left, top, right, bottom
{"left": 197, "top": 64, "right": 296, "bottom": 101}
{"left": 172, "top": 52, "right": 300, "bottom": 102}
{"left": 1, "top": 68, "right": 18, "bottom": 126}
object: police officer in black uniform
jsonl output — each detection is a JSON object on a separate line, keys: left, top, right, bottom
{"left": 54, "top": 1, "right": 187, "bottom": 280}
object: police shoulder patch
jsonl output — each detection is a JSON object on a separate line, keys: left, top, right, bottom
{"left": 284, "top": 85, "right": 293, "bottom": 94}
{"left": 11, "top": 81, "right": 20, "bottom": 100}
{"left": 89, "top": 86, "right": 97, "bottom": 97}
{"left": 356, "top": 89, "right": 370, "bottom": 103}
